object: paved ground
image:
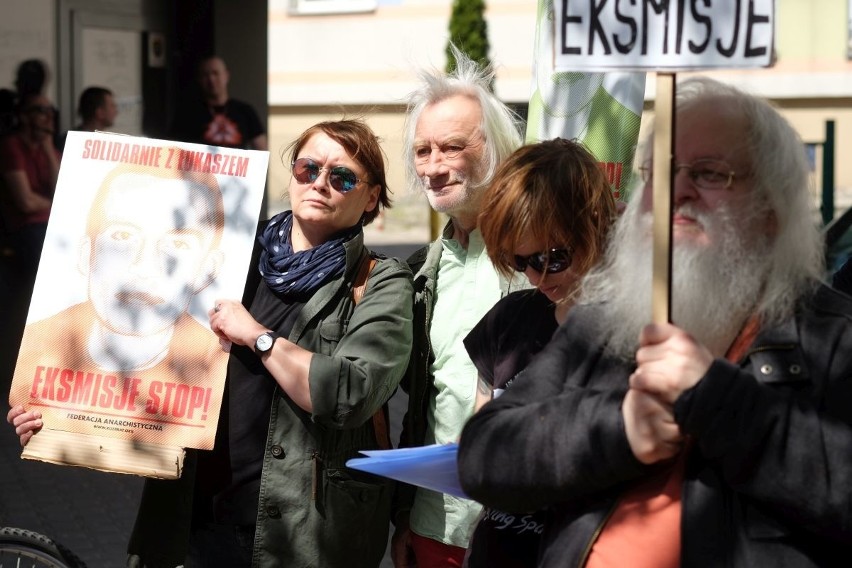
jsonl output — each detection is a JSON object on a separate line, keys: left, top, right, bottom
{"left": 0, "top": 241, "right": 423, "bottom": 568}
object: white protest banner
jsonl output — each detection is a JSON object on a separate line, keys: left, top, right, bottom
{"left": 554, "top": 0, "right": 775, "bottom": 71}
{"left": 527, "top": 0, "right": 646, "bottom": 201}
{"left": 9, "top": 131, "right": 269, "bottom": 477}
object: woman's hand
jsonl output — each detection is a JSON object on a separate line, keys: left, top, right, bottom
{"left": 7, "top": 405, "right": 42, "bottom": 448}
{"left": 210, "top": 299, "right": 315, "bottom": 412}
{"left": 208, "top": 299, "right": 267, "bottom": 348}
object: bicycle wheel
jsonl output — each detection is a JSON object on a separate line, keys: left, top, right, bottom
{"left": 0, "top": 527, "right": 87, "bottom": 568}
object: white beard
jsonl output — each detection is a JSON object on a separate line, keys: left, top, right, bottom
{"left": 581, "top": 198, "right": 774, "bottom": 360}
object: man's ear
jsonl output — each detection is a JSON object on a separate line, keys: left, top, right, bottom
{"left": 78, "top": 236, "right": 92, "bottom": 277}
{"left": 192, "top": 249, "right": 224, "bottom": 294}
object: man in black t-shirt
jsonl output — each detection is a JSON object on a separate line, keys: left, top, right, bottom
{"left": 170, "top": 56, "right": 267, "bottom": 151}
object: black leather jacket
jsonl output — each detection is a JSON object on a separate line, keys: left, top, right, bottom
{"left": 459, "top": 283, "right": 852, "bottom": 567}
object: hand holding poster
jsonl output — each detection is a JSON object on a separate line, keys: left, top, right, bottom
{"left": 8, "top": 131, "right": 268, "bottom": 477}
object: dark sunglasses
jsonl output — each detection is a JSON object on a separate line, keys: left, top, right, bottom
{"left": 291, "top": 157, "right": 365, "bottom": 193}
{"left": 513, "top": 248, "right": 573, "bottom": 274}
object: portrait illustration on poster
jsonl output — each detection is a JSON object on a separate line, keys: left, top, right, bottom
{"left": 8, "top": 131, "right": 268, "bottom": 462}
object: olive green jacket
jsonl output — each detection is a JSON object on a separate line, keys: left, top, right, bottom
{"left": 128, "top": 231, "right": 414, "bottom": 568}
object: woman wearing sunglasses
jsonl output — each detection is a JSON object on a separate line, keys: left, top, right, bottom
{"left": 461, "top": 138, "right": 617, "bottom": 568}
{"left": 123, "top": 120, "right": 414, "bottom": 567}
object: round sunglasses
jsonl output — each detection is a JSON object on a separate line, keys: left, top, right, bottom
{"left": 291, "top": 157, "right": 366, "bottom": 193}
{"left": 512, "top": 248, "right": 573, "bottom": 274}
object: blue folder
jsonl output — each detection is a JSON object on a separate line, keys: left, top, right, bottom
{"left": 346, "top": 443, "right": 468, "bottom": 499}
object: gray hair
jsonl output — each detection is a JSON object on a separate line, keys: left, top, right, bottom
{"left": 402, "top": 44, "right": 522, "bottom": 194}
{"left": 641, "top": 77, "right": 824, "bottom": 324}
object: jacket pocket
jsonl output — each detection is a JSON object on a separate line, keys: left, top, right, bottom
{"left": 318, "top": 318, "right": 348, "bottom": 353}
{"left": 319, "top": 467, "right": 391, "bottom": 566}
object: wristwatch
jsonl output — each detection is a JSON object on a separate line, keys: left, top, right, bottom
{"left": 254, "top": 331, "right": 279, "bottom": 355}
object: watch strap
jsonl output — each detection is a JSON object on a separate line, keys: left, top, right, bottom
{"left": 254, "top": 331, "right": 279, "bottom": 354}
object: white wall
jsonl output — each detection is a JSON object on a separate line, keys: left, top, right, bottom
{"left": 0, "top": 0, "right": 57, "bottom": 101}
{"left": 268, "top": 0, "right": 536, "bottom": 106}
{"left": 267, "top": 0, "right": 852, "bottom": 231}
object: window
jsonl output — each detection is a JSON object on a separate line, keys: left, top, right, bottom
{"left": 288, "top": 0, "right": 378, "bottom": 15}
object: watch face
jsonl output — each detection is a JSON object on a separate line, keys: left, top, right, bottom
{"left": 256, "top": 333, "right": 274, "bottom": 352}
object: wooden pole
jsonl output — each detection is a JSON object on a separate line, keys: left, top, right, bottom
{"left": 651, "top": 72, "right": 676, "bottom": 325}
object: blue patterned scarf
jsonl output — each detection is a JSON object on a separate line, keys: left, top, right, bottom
{"left": 258, "top": 211, "right": 360, "bottom": 299}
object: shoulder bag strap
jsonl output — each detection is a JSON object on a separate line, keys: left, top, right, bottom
{"left": 352, "top": 254, "right": 392, "bottom": 450}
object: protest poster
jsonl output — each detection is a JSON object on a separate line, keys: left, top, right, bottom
{"left": 526, "top": 0, "right": 646, "bottom": 201}
{"left": 552, "top": 0, "right": 774, "bottom": 71}
{"left": 8, "top": 131, "right": 268, "bottom": 477}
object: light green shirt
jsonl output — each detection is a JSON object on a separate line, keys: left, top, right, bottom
{"left": 410, "top": 228, "right": 506, "bottom": 548}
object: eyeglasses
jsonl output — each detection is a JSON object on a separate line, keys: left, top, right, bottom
{"left": 512, "top": 248, "right": 573, "bottom": 274}
{"left": 639, "top": 158, "right": 740, "bottom": 190}
{"left": 291, "top": 157, "right": 366, "bottom": 193}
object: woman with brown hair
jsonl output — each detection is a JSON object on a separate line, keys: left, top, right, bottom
{"left": 462, "top": 137, "right": 617, "bottom": 567}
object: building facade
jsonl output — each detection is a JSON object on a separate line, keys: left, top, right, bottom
{"left": 268, "top": 0, "right": 852, "bottom": 239}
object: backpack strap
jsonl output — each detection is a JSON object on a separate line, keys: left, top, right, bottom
{"left": 351, "top": 254, "right": 392, "bottom": 450}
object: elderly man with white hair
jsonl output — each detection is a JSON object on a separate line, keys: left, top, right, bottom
{"left": 458, "top": 77, "right": 852, "bottom": 567}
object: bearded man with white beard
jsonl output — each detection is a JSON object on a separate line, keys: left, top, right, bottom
{"left": 457, "top": 77, "right": 852, "bottom": 567}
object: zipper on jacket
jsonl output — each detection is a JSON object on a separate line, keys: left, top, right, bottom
{"left": 577, "top": 498, "right": 621, "bottom": 567}
{"left": 417, "top": 289, "right": 434, "bottom": 441}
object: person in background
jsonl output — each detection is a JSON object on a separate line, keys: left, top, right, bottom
{"left": 58, "top": 86, "right": 118, "bottom": 150}
{"left": 0, "top": 88, "right": 17, "bottom": 137}
{"left": 169, "top": 55, "right": 267, "bottom": 151}
{"left": 14, "top": 59, "right": 49, "bottom": 99}
{"left": 391, "top": 46, "right": 524, "bottom": 568}
{"left": 1, "top": 59, "right": 51, "bottom": 139}
{"left": 0, "top": 89, "right": 61, "bottom": 432}
{"left": 462, "top": 138, "right": 617, "bottom": 567}
{"left": 12, "top": 59, "right": 62, "bottom": 149}
{"left": 0, "top": 91, "right": 60, "bottom": 279}
{"left": 458, "top": 77, "right": 852, "bottom": 567}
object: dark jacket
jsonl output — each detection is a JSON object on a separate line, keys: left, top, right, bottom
{"left": 832, "top": 257, "right": 852, "bottom": 296}
{"left": 459, "top": 283, "right": 852, "bottom": 567}
{"left": 128, "top": 230, "right": 414, "bottom": 568}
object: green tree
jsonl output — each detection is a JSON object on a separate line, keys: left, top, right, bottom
{"left": 445, "top": 0, "right": 491, "bottom": 82}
